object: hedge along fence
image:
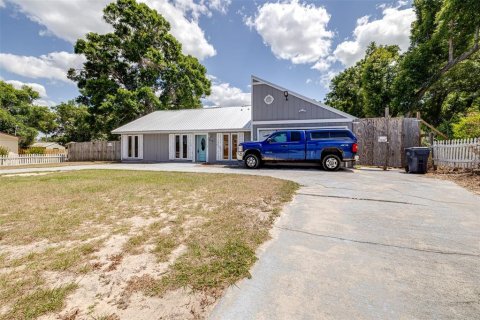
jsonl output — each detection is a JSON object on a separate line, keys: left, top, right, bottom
{"left": 432, "top": 138, "right": 480, "bottom": 169}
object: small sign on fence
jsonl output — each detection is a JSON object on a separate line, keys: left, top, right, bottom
{"left": 378, "top": 136, "right": 388, "bottom": 143}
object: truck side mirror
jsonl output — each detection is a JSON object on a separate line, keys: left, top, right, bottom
{"left": 266, "top": 138, "right": 272, "bottom": 143}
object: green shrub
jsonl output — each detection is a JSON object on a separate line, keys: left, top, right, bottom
{"left": 0, "top": 146, "right": 9, "bottom": 156}
{"left": 452, "top": 111, "right": 480, "bottom": 139}
{"left": 25, "top": 147, "right": 46, "bottom": 155}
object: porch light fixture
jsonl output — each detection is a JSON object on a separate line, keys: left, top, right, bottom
{"left": 283, "top": 91, "right": 289, "bottom": 101}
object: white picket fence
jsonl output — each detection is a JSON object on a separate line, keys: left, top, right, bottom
{"left": 432, "top": 138, "right": 480, "bottom": 169}
{"left": 0, "top": 154, "right": 67, "bottom": 166}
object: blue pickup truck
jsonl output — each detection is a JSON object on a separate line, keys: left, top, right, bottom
{"left": 237, "top": 129, "right": 358, "bottom": 171}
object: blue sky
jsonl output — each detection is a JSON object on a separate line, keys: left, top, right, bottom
{"left": 0, "top": 0, "right": 414, "bottom": 107}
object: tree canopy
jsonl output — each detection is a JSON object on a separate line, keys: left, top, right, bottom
{"left": 52, "top": 101, "right": 92, "bottom": 145}
{"left": 325, "top": 0, "right": 480, "bottom": 136}
{"left": 68, "top": 0, "right": 211, "bottom": 139}
{"left": 0, "top": 81, "right": 57, "bottom": 147}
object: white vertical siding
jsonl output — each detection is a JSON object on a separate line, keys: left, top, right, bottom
{"left": 121, "top": 135, "right": 127, "bottom": 160}
{"left": 187, "top": 134, "right": 194, "bottom": 161}
{"left": 137, "top": 135, "right": 144, "bottom": 159}
{"left": 168, "top": 134, "right": 175, "bottom": 160}
{"left": 238, "top": 132, "right": 244, "bottom": 144}
{"left": 216, "top": 133, "right": 223, "bottom": 161}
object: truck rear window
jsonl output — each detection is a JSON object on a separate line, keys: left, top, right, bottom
{"left": 310, "top": 132, "right": 329, "bottom": 139}
{"left": 330, "top": 131, "right": 350, "bottom": 139}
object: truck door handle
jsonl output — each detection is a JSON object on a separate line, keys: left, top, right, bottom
{"left": 281, "top": 145, "right": 288, "bottom": 147}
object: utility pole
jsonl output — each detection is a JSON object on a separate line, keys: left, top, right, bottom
{"left": 383, "top": 107, "right": 390, "bottom": 171}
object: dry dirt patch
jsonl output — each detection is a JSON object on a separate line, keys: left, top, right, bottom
{"left": 426, "top": 168, "right": 480, "bottom": 195}
{"left": 0, "top": 170, "right": 298, "bottom": 319}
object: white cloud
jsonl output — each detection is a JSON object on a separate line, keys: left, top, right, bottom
{"left": 311, "top": 59, "right": 331, "bottom": 72}
{"left": 206, "top": 0, "right": 231, "bottom": 14}
{"left": 204, "top": 80, "right": 250, "bottom": 107}
{"left": 333, "top": 7, "right": 415, "bottom": 66}
{"left": 5, "top": 79, "right": 57, "bottom": 106}
{"left": 8, "top": 0, "right": 111, "bottom": 43}
{"left": 319, "top": 70, "right": 338, "bottom": 89}
{"left": 7, "top": 0, "right": 219, "bottom": 60}
{"left": 0, "top": 51, "right": 86, "bottom": 83}
{"left": 306, "top": 78, "right": 312, "bottom": 84}
{"left": 246, "top": 0, "right": 333, "bottom": 64}
{"left": 141, "top": 0, "right": 216, "bottom": 59}
{"left": 0, "top": 0, "right": 5, "bottom": 8}
{"left": 5, "top": 80, "right": 47, "bottom": 97}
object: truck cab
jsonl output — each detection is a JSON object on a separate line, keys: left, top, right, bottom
{"left": 237, "top": 129, "right": 358, "bottom": 171}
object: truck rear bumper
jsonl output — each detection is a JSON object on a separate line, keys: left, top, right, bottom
{"left": 343, "top": 155, "right": 359, "bottom": 162}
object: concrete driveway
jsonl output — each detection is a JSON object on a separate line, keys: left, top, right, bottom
{"left": 1, "top": 163, "right": 479, "bottom": 319}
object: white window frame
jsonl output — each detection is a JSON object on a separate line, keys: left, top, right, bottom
{"left": 122, "top": 134, "right": 143, "bottom": 160}
{"left": 216, "top": 132, "right": 244, "bottom": 161}
{"left": 174, "top": 134, "right": 189, "bottom": 160}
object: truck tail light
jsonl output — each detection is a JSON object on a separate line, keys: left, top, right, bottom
{"left": 352, "top": 143, "right": 358, "bottom": 153}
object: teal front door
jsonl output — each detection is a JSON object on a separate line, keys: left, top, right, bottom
{"left": 195, "top": 135, "right": 207, "bottom": 162}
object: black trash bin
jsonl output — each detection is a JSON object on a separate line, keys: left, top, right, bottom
{"left": 405, "top": 147, "right": 430, "bottom": 174}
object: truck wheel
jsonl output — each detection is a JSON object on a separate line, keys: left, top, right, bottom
{"left": 322, "top": 154, "right": 341, "bottom": 171}
{"left": 244, "top": 154, "right": 260, "bottom": 169}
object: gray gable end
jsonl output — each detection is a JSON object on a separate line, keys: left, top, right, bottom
{"left": 251, "top": 76, "right": 355, "bottom": 122}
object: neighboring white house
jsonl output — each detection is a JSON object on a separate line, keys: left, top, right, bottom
{"left": 32, "top": 142, "right": 66, "bottom": 153}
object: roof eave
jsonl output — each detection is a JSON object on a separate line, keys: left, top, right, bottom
{"left": 111, "top": 128, "right": 252, "bottom": 135}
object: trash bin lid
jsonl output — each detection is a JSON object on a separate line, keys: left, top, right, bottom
{"left": 406, "top": 147, "right": 430, "bottom": 155}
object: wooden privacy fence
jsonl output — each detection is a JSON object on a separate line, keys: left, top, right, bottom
{"left": 67, "top": 141, "right": 121, "bottom": 161}
{"left": 432, "top": 138, "right": 480, "bottom": 169}
{"left": 353, "top": 117, "right": 420, "bottom": 168}
{"left": 0, "top": 154, "right": 66, "bottom": 166}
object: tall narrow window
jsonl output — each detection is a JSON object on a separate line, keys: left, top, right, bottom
{"left": 231, "top": 134, "right": 238, "bottom": 159}
{"left": 182, "top": 135, "right": 188, "bottom": 158}
{"left": 128, "top": 136, "right": 132, "bottom": 157}
{"left": 175, "top": 135, "right": 180, "bottom": 158}
{"left": 134, "top": 136, "right": 139, "bottom": 158}
{"left": 223, "top": 134, "right": 229, "bottom": 160}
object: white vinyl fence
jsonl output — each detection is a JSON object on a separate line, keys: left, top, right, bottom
{"left": 432, "top": 138, "right": 480, "bottom": 169}
{"left": 0, "top": 154, "right": 67, "bottom": 166}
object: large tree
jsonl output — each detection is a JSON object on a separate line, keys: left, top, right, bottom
{"left": 326, "top": 0, "right": 479, "bottom": 134}
{"left": 0, "top": 81, "right": 57, "bottom": 147}
{"left": 68, "top": 0, "right": 211, "bottom": 139}
{"left": 394, "top": 0, "right": 480, "bottom": 111}
{"left": 325, "top": 43, "right": 400, "bottom": 118}
{"left": 52, "top": 101, "right": 92, "bottom": 144}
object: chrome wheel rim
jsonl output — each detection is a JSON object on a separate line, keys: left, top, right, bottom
{"left": 246, "top": 156, "right": 256, "bottom": 167}
{"left": 325, "top": 158, "right": 338, "bottom": 169}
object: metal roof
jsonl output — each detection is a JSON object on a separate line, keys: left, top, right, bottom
{"left": 32, "top": 142, "right": 65, "bottom": 148}
{"left": 112, "top": 106, "right": 252, "bottom": 134}
{"left": 0, "top": 131, "right": 19, "bottom": 140}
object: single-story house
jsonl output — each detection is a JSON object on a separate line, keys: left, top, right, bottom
{"left": 0, "top": 132, "right": 19, "bottom": 155}
{"left": 112, "top": 76, "right": 356, "bottom": 162}
{"left": 31, "top": 142, "right": 66, "bottom": 152}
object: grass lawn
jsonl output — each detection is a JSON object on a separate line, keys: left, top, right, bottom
{"left": 0, "top": 170, "right": 298, "bottom": 319}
